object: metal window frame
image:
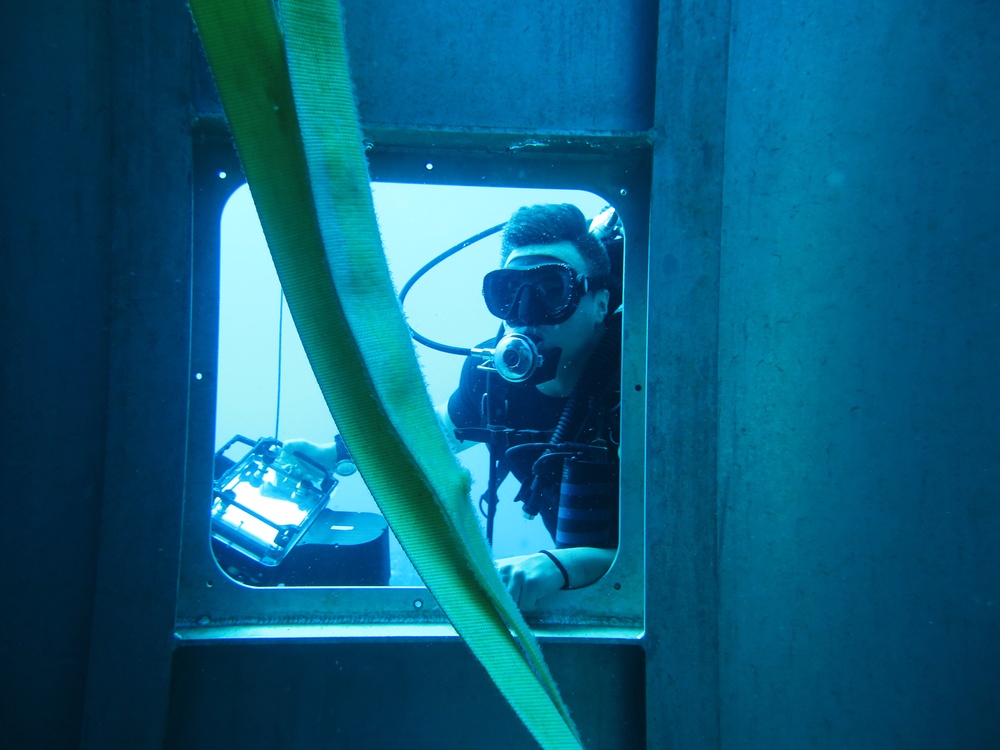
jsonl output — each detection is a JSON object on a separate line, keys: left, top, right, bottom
{"left": 176, "top": 121, "right": 650, "bottom": 641}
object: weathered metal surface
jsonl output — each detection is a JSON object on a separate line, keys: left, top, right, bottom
{"left": 8, "top": 0, "right": 1000, "bottom": 747}
{"left": 644, "top": 0, "right": 730, "bottom": 746}
{"left": 194, "top": 0, "right": 660, "bottom": 135}
{"left": 77, "top": 1, "right": 194, "bottom": 748}
{"left": 716, "top": 2, "right": 1000, "bottom": 747}
{"left": 165, "top": 641, "right": 645, "bottom": 750}
{"left": 0, "top": 1, "right": 113, "bottom": 746}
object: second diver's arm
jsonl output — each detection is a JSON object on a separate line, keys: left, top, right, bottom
{"left": 279, "top": 438, "right": 340, "bottom": 470}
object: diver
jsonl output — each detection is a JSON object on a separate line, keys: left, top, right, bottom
{"left": 284, "top": 202, "right": 622, "bottom": 610}
{"left": 441, "top": 203, "right": 622, "bottom": 610}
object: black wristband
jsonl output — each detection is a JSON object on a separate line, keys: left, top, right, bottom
{"left": 538, "top": 549, "right": 571, "bottom": 590}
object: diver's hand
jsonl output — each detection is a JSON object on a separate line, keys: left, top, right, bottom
{"left": 496, "top": 553, "right": 566, "bottom": 611}
{"left": 279, "top": 439, "right": 338, "bottom": 472}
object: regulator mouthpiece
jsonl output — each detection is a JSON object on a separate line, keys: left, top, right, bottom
{"left": 474, "top": 332, "right": 561, "bottom": 385}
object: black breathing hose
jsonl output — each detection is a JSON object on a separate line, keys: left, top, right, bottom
{"left": 398, "top": 222, "right": 507, "bottom": 356}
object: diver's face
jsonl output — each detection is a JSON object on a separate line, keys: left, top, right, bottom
{"left": 502, "top": 242, "right": 609, "bottom": 362}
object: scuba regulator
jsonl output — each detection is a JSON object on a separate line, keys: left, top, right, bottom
{"left": 399, "top": 205, "right": 623, "bottom": 386}
{"left": 400, "top": 205, "right": 624, "bottom": 547}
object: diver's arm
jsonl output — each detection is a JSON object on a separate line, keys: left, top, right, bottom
{"left": 496, "top": 546, "right": 615, "bottom": 610}
{"left": 279, "top": 439, "right": 340, "bottom": 470}
{"left": 550, "top": 546, "right": 616, "bottom": 588}
{"left": 279, "top": 399, "right": 470, "bottom": 472}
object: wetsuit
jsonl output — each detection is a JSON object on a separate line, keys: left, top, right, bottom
{"left": 447, "top": 314, "right": 621, "bottom": 549}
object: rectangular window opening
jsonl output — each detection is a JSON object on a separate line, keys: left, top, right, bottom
{"left": 178, "top": 140, "right": 647, "bottom": 638}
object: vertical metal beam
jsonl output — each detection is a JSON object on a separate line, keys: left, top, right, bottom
{"left": 646, "top": 0, "right": 731, "bottom": 746}
{"left": 0, "top": 1, "right": 112, "bottom": 746}
{"left": 80, "top": 2, "right": 193, "bottom": 747}
{"left": 717, "top": 2, "right": 1000, "bottom": 747}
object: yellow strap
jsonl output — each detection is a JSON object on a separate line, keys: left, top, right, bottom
{"left": 187, "top": 1, "right": 582, "bottom": 747}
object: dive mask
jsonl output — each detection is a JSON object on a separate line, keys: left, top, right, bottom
{"left": 482, "top": 262, "right": 606, "bottom": 326}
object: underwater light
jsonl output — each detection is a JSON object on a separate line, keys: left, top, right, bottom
{"left": 210, "top": 435, "right": 337, "bottom": 568}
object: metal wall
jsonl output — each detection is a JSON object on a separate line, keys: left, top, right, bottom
{"left": 175, "top": 3, "right": 657, "bottom": 749}
{"left": 714, "top": 1, "right": 1000, "bottom": 747}
{"left": 2, "top": 0, "right": 192, "bottom": 747}
{"left": 645, "top": 0, "right": 730, "bottom": 745}
{"left": 645, "top": 1, "right": 1000, "bottom": 746}
{"left": 3, "top": 0, "right": 999, "bottom": 748}
{"left": 0, "top": 0, "right": 656, "bottom": 747}
{"left": 1, "top": 1, "right": 113, "bottom": 746}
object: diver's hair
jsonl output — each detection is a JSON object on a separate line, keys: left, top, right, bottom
{"left": 500, "top": 204, "right": 611, "bottom": 282}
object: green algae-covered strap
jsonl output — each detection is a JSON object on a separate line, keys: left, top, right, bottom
{"left": 187, "top": 1, "right": 581, "bottom": 747}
